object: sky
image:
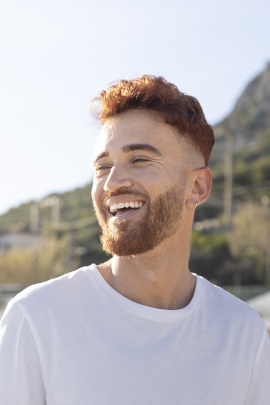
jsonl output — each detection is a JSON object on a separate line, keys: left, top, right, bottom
{"left": 1, "top": 0, "right": 270, "bottom": 215}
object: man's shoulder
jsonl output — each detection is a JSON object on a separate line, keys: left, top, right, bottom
{"left": 10, "top": 264, "right": 97, "bottom": 313}
{"left": 200, "top": 275, "right": 259, "bottom": 316}
{"left": 0, "top": 264, "right": 102, "bottom": 341}
{"left": 198, "top": 275, "right": 267, "bottom": 335}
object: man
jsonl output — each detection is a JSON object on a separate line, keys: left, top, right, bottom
{"left": 0, "top": 75, "right": 269, "bottom": 404}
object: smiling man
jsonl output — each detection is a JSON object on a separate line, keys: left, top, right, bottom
{"left": 0, "top": 76, "right": 269, "bottom": 404}
{"left": 93, "top": 110, "right": 193, "bottom": 258}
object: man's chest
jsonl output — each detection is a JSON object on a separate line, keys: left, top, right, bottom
{"left": 42, "top": 324, "right": 250, "bottom": 405}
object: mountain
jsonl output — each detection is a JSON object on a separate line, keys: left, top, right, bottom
{"left": 214, "top": 63, "right": 270, "bottom": 149}
{"left": 207, "top": 64, "right": 270, "bottom": 217}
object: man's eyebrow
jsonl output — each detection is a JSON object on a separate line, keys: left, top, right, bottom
{"left": 93, "top": 144, "right": 161, "bottom": 166}
{"left": 122, "top": 143, "right": 162, "bottom": 156}
{"left": 93, "top": 151, "right": 109, "bottom": 166}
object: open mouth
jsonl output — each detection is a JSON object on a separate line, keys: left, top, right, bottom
{"left": 109, "top": 201, "right": 144, "bottom": 217}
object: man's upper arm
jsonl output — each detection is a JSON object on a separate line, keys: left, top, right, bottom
{"left": 0, "top": 300, "right": 46, "bottom": 405}
{"left": 244, "top": 329, "right": 270, "bottom": 405}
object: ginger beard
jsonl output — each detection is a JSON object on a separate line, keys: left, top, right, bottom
{"left": 93, "top": 181, "right": 186, "bottom": 256}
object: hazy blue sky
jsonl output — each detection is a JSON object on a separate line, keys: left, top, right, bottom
{"left": 1, "top": 0, "right": 270, "bottom": 215}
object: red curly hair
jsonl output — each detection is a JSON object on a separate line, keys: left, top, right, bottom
{"left": 92, "top": 75, "right": 215, "bottom": 165}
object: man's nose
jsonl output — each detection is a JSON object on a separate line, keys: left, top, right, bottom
{"left": 104, "top": 164, "right": 133, "bottom": 192}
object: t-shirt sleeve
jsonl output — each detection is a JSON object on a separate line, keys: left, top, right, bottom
{"left": 0, "top": 300, "right": 46, "bottom": 405}
{"left": 244, "top": 329, "right": 270, "bottom": 405}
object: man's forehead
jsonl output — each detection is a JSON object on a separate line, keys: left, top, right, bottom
{"left": 94, "top": 110, "right": 177, "bottom": 155}
{"left": 101, "top": 110, "right": 165, "bottom": 135}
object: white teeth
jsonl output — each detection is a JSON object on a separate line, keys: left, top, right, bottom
{"left": 110, "top": 204, "right": 118, "bottom": 213}
{"left": 109, "top": 201, "right": 143, "bottom": 213}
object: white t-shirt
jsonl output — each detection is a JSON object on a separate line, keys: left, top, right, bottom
{"left": 0, "top": 264, "right": 269, "bottom": 405}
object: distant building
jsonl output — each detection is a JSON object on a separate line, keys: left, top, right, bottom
{"left": 0, "top": 232, "right": 44, "bottom": 252}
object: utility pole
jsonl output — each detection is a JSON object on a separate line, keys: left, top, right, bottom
{"left": 51, "top": 197, "right": 60, "bottom": 225}
{"left": 224, "top": 129, "right": 234, "bottom": 226}
{"left": 66, "top": 230, "right": 74, "bottom": 273}
{"left": 30, "top": 204, "right": 39, "bottom": 233}
{"left": 261, "top": 196, "right": 270, "bottom": 285}
{"left": 30, "top": 197, "right": 62, "bottom": 233}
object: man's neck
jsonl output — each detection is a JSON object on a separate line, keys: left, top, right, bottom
{"left": 97, "top": 230, "right": 196, "bottom": 310}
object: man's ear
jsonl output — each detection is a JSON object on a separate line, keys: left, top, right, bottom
{"left": 186, "top": 167, "right": 212, "bottom": 209}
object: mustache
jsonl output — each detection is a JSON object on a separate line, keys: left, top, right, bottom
{"left": 103, "top": 189, "right": 148, "bottom": 204}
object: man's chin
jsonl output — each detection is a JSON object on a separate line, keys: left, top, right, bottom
{"left": 101, "top": 242, "right": 154, "bottom": 257}
{"left": 99, "top": 215, "right": 150, "bottom": 255}
{"left": 100, "top": 224, "right": 161, "bottom": 256}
